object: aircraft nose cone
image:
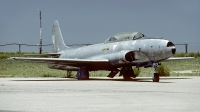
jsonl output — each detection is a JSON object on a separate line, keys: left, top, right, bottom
{"left": 167, "top": 41, "right": 176, "bottom": 54}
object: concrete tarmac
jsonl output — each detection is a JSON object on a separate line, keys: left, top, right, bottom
{"left": 0, "top": 77, "right": 200, "bottom": 112}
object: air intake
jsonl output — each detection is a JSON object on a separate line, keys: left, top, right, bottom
{"left": 167, "top": 41, "right": 175, "bottom": 47}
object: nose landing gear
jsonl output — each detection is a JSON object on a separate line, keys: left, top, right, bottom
{"left": 152, "top": 63, "right": 160, "bottom": 82}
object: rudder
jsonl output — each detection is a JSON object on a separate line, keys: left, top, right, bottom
{"left": 52, "top": 20, "right": 68, "bottom": 53}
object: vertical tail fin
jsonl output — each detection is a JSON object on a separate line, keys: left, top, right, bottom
{"left": 52, "top": 20, "right": 68, "bottom": 53}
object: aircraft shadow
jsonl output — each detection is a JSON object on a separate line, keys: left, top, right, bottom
{"left": 11, "top": 77, "right": 190, "bottom": 83}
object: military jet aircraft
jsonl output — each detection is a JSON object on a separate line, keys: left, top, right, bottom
{"left": 8, "top": 20, "right": 193, "bottom": 82}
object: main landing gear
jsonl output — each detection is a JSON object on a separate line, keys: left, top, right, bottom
{"left": 119, "top": 66, "right": 136, "bottom": 80}
{"left": 76, "top": 67, "right": 89, "bottom": 80}
{"left": 107, "top": 66, "right": 136, "bottom": 80}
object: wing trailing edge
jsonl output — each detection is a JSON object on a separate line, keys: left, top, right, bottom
{"left": 7, "top": 57, "right": 109, "bottom": 67}
{"left": 23, "top": 53, "right": 61, "bottom": 57}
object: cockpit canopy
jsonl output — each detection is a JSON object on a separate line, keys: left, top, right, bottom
{"left": 104, "top": 31, "right": 146, "bottom": 43}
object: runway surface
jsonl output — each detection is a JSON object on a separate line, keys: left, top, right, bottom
{"left": 0, "top": 77, "right": 200, "bottom": 112}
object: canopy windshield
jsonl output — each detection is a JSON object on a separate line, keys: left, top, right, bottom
{"left": 104, "top": 31, "right": 146, "bottom": 43}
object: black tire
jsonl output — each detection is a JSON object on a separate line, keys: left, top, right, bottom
{"left": 85, "top": 70, "right": 89, "bottom": 80}
{"left": 153, "top": 73, "right": 159, "bottom": 82}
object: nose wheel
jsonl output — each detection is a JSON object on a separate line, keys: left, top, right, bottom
{"left": 152, "top": 63, "right": 160, "bottom": 82}
{"left": 153, "top": 73, "right": 159, "bottom": 82}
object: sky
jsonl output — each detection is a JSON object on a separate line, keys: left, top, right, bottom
{"left": 0, "top": 0, "right": 200, "bottom": 52}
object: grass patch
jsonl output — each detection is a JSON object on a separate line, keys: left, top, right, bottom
{"left": 173, "top": 52, "right": 200, "bottom": 58}
{"left": 0, "top": 59, "right": 68, "bottom": 78}
{"left": 157, "top": 64, "right": 170, "bottom": 76}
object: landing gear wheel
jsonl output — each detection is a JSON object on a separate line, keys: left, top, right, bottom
{"left": 120, "top": 67, "right": 134, "bottom": 81}
{"left": 152, "top": 63, "right": 160, "bottom": 82}
{"left": 76, "top": 68, "right": 89, "bottom": 80}
{"left": 153, "top": 73, "right": 159, "bottom": 82}
{"left": 85, "top": 70, "right": 89, "bottom": 80}
{"left": 123, "top": 74, "right": 131, "bottom": 81}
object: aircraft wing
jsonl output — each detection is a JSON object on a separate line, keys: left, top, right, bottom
{"left": 7, "top": 57, "right": 109, "bottom": 67}
{"left": 23, "top": 53, "right": 61, "bottom": 57}
{"left": 164, "top": 57, "right": 194, "bottom": 61}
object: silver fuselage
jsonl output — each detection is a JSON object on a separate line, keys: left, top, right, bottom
{"left": 48, "top": 37, "right": 175, "bottom": 71}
